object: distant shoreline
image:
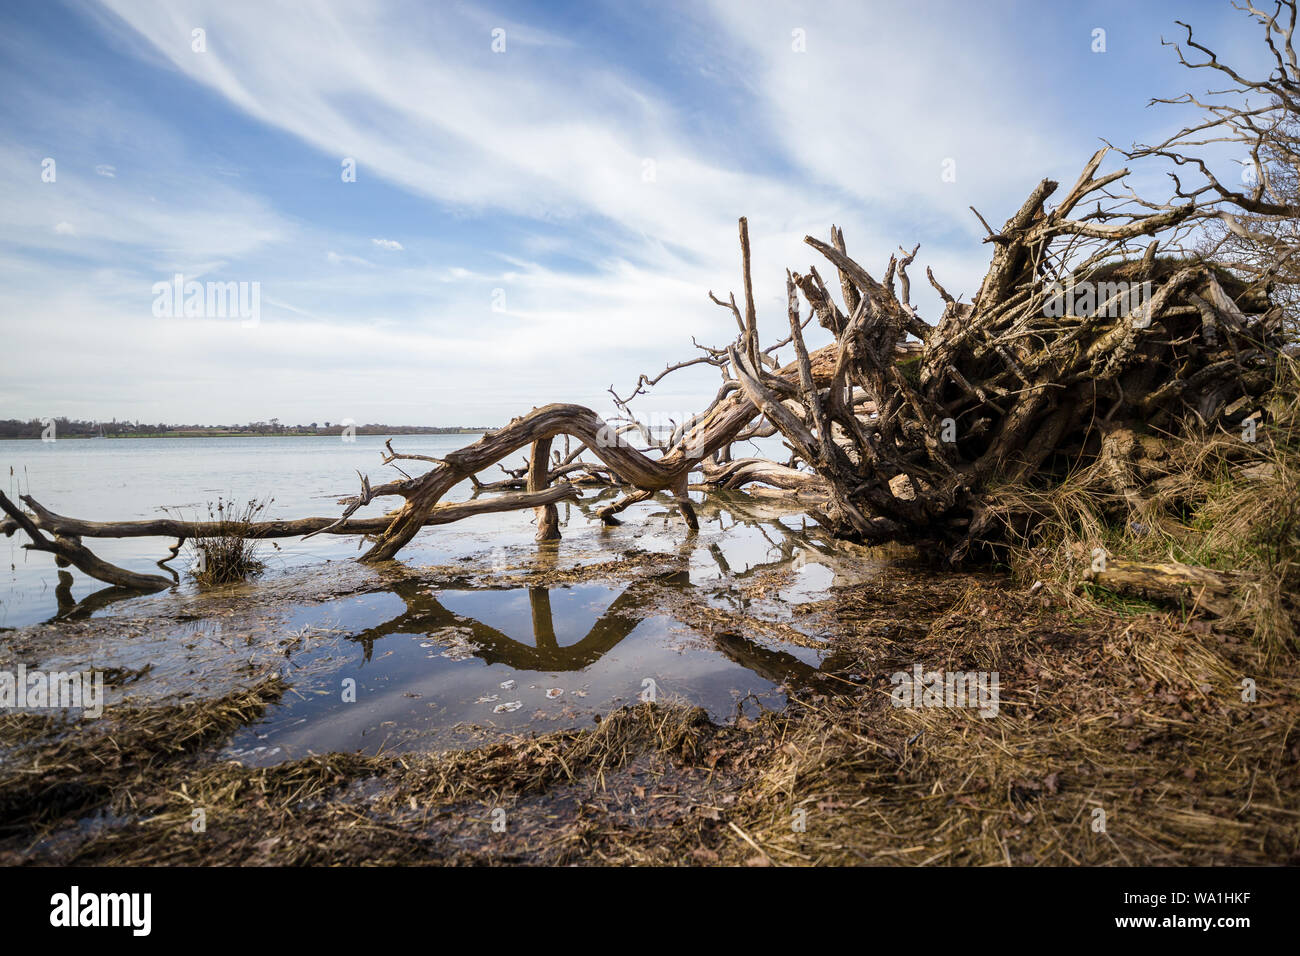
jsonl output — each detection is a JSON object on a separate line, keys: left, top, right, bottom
{"left": 0, "top": 429, "right": 490, "bottom": 440}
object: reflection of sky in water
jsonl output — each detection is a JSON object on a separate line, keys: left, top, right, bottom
{"left": 224, "top": 581, "right": 799, "bottom": 765}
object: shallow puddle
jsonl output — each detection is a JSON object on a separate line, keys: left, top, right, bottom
{"left": 223, "top": 575, "right": 803, "bottom": 764}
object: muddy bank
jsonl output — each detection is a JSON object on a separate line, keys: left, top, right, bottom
{"left": 3, "top": 545, "right": 1297, "bottom": 865}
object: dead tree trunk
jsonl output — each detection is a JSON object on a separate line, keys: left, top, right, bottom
{"left": 0, "top": 492, "right": 172, "bottom": 590}
{"left": 528, "top": 438, "right": 561, "bottom": 541}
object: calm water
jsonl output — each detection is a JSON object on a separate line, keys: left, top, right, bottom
{"left": 1, "top": 434, "right": 872, "bottom": 761}
{"left": 1, "top": 434, "right": 514, "bottom": 628}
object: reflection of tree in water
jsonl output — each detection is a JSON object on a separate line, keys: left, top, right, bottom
{"left": 348, "top": 549, "right": 845, "bottom": 695}
{"left": 47, "top": 544, "right": 184, "bottom": 622}
{"left": 50, "top": 571, "right": 142, "bottom": 622}
{"left": 694, "top": 492, "right": 843, "bottom": 580}
{"left": 349, "top": 573, "right": 661, "bottom": 672}
{"left": 40, "top": 489, "right": 856, "bottom": 695}
{"left": 389, "top": 488, "right": 852, "bottom": 691}
{"left": 577, "top": 485, "right": 844, "bottom": 580}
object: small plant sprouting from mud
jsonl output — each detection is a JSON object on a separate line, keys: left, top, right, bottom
{"left": 187, "top": 497, "right": 272, "bottom": 586}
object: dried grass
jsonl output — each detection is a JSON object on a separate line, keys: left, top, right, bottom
{"left": 185, "top": 497, "right": 272, "bottom": 586}
{"left": 5, "top": 567, "right": 1295, "bottom": 867}
{"left": 999, "top": 355, "right": 1300, "bottom": 656}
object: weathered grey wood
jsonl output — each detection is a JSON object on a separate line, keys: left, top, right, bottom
{"left": 528, "top": 437, "right": 561, "bottom": 541}
{"left": 0, "top": 491, "right": 173, "bottom": 591}
{"left": 0, "top": 486, "right": 582, "bottom": 541}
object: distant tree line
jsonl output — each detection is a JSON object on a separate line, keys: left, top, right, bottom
{"left": 0, "top": 418, "right": 490, "bottom": 438}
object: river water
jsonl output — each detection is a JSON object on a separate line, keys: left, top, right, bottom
{"left": 1, "top": 434, "right": 520, "bottom": 627}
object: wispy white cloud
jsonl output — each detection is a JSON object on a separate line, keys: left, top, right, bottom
{"left": 326, "top": 251, "right": 375, "bottom": 268}
{"left": 90, "top": 0, "right": 847, "bottom": 267}
{"left": 0, "top": 144, "right": 286, "bottom": 272}
{"left": 4, "top": 0, "right": 1240, "bottom": 425}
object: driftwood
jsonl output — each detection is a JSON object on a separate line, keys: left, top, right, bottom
{"left": 1085, "top": 558, "right": 1242, "bottom": 617}
{"left": 0, "top": 491, "right": 173, "bottom": 591}
{"left": 0, "top": 485, "right": 585, "bottom": 592}
{"left": 0, "top": 485, "right": 582, "bottom": 541}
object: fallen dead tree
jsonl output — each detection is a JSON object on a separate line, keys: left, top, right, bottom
{"left": 1, "top": 146, "right": 1286, "bottom": 593}
{"left": 0, "top": 485, "right": 583, "bottom": 590}
{"left": 0, "top": 333, "right": 857, "bottom": 588}
{"left": 407, "top": 142, "right": 1280, "bottom": 566}
{"left": 0, "top": 484, "right": 582, "bottom": 543}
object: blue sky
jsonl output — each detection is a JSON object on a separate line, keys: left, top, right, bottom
{"left": 0, "top": 0, "right": 1269, "bottom": 425}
